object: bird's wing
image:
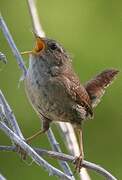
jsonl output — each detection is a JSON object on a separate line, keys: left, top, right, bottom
{"left": 54, "top": 69, "right": 93, "bottom": 117}
{"left": 84, "top": 69, "right": 119, "bottom": 108}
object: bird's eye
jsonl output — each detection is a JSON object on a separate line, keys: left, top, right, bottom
{"left": 49, "top": 43, "right": 58, "bottom": 50}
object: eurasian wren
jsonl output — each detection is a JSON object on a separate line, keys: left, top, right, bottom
{"left": 24, "top": 36, "right": 119, "bottom": 171}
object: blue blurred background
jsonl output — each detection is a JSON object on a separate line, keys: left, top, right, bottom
{"left": 0, "top": 0, "right": 122, "bottom": 179}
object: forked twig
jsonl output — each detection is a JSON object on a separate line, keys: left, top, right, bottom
{"left": 0, "top": 121, "right": 72, "bottom": 180}
{"left": 0, "top": 90, "right": 24, "bottom": 140}
{"left": 0, "top": 144, "right": 118, "bottom": 180}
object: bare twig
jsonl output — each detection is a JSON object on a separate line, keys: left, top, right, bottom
{"left": 58, "top": 123, "right": 80, "bottom": 155}
{"left": 0, "top": 174, "right": 6, "bottom": 180}
{"left": 27, "top": 0, "right": 45, "bottom": 37}
{"left": 0, "top": 15, "right": 27, "bottom": 79}
{"left": 0, "top": 90, "right": 24, "bottom": 140}
{"left": 0, "top": 145, "right": 118, "bottom": 180}
{"left": 58, "top": 122, "right": 91, "bottom": 180}
{"left": 27, "top": 0, "right": 74, "bottom": 178}
{"left": 0, "top": 121, "right": 72, "bottom": 180}
{"left": 47, "top": 129, "right": 74, "bottom": 177}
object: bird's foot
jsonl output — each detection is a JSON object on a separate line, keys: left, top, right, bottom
{"left": 15, "top": 132, "right": 41, "bottom": 160}
{"left": 73, "top": 155, "right": 83, "bottom": 173}
{"left": 16, "top": 144, "right": 27, "bottom": 160}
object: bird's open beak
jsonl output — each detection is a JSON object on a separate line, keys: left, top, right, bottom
{"left": 33, "top": 36, "right": 45, "bottom": 53}
{"left": 21, "top": 36, "right": 45, "bottom": 56}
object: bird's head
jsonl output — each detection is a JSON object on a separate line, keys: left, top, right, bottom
{"left": 21, "top": 35, "right": 70, "bottom": 67}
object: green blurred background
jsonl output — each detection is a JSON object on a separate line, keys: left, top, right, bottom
{"left": 0, "top": 0, "right": 122, "bottom": 179}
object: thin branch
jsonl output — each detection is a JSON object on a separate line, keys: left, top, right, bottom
{"left": 58, "top": 123, "right": 80, "bottom": 155}
{"left": 58, "top": 122, "right": 91, "bottom": 180}
{"left": 0, "top": 174, "right": 6, "bottom": 180}
{"left": 0, "top": 15, "right": 27, "bottom": 79}
{"left": 27, "top": 0, "right": 74, "bottom": 178}
{"left": 27, "top": 0, "right": 45, "bottom": 37}
{"left": 0, "top": 121, "right": 72, "bottom": 180}
{"left": 0, "top": 90, "right": 24, "bottom": 140}
{"left": 47, "top": 129, "right": 74, "bottom": 177}
{"left": 0, "top": 145, "right": 118, "bottom": 180}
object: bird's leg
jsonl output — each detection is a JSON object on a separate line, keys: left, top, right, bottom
{"left": 74, "top": 126, "right": 84, "bottom": 172}
{"left": 26, "top": 117, "right": 51, "bottom": 143}
{"left": 16, "top": 117, "right": 51, "bottom": 160}
{"left": 26, "top": 129, "right": 46, "bottom": 143}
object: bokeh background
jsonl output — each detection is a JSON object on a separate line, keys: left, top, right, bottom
{"left": 0, "top": 0, "right": 122, "bottom": 179}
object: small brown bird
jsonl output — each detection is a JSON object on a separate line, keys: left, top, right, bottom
{"left": 22, "top": 35, "right": 119, "bottom": 171}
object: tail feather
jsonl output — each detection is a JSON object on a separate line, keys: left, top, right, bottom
{"left": 84, "top": 69, "right": 119, "bottom": 108}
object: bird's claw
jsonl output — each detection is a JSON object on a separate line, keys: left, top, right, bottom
{"left": 16, "top": 138, "right": 31, "bottom": 160}
{"left": 16, "top": 144, "right": 27, "bottom": 160}
{"left": 73, "top": 155, "right": 83, "bottom": 173}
